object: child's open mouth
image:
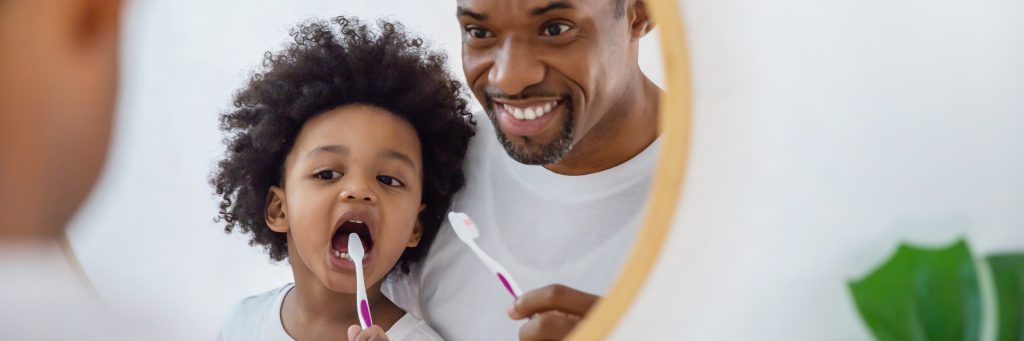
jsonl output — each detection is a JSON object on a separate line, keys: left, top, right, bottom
{"left": 330, "top": 213, "right": 375, "bottom": 265}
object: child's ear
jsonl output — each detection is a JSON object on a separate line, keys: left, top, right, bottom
{"left": 407, "top": 204, "right": 427, "bottom": 247}
{"left": 265, "top": 186, "right": 289, "bottom": 233}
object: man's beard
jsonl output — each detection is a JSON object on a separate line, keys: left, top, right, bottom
{"left": 486, "top": 104, "right": 575, "bottom": 165}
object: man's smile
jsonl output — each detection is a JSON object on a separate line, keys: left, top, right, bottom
{"left": 492, "top": 97, "right": 568, "bottom": 137}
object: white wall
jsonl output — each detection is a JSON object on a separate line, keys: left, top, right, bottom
{"left": 66, "top": 1, "right": 663, "bottom": 338}
{"left": 614, "top": 0, "right": 1024, "bottom": 339}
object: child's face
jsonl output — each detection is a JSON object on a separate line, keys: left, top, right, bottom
{"left": 268, "top": 104, "right": 424, "bottom": 293}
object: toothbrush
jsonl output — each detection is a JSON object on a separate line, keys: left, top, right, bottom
{"left": 447, "top": 212, "right": 523, "bottom": 298}
{"left": 348, "top": 233, "right": 373, "bottom": 329}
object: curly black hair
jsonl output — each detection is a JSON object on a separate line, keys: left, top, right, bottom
{"left": 211, "top": 16, "right": 475, "bottom": 273}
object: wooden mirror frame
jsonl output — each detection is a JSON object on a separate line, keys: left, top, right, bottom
{"left": 568, "top": 0, "right": 692, "bottom": 338}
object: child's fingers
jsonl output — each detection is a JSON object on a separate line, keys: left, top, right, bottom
{"left": 347, "top": 325, "right": 361, "bottom": 341}
{"left": 350, "top": 325, "right": 389, "bottom": 341}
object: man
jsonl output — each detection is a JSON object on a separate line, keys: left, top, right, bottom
{"left": 384, "top": 0, "right": 660, "bottom": 340}
{"left": 0, "top": 0, "right": 132, "bottom": 339}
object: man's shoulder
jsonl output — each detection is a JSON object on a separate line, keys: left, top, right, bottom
{"left": 387, "top": 313, "right": 445, "bottom": 341}
{"left": 461, "top": 111, "right": 502, "bottom": 170}
{"left": 466, "top": 110, "right": 493, "bottom": 145}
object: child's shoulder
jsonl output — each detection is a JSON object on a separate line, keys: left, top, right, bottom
{"left": 218, "top": 283, "right": 294, "bottom": 341}
{"left": 226, "top": 283, "right": 291, "bottom": 318}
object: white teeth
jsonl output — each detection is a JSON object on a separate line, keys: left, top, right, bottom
{"left": 505, "top": 101, "right": 559, "bottom": 121}
{"left": 333, "top": 250, "right": 351, "bottom": 260}
{"left": 349, "top": 220, "right": 363, "bottom": 224}
{"left": 524, "top": 107, "right": 537, "bottom": 120}
{"left": 512, "top": 107, "right": 525, "bottom": 120}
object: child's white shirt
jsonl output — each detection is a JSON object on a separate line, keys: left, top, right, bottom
{"left": 219, "top": 283, "right": 443, "bottom": 341}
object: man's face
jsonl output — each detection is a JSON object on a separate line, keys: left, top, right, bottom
{"left": 457, "top": 0, "right": 634, "bottom": 165}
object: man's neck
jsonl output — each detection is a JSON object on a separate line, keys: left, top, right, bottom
{"left": 544, "top": 73, "right": 662, "bottom": 176}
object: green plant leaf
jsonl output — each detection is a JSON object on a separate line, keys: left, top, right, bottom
{"left": 987, "top": 254, "right": 1024, "bottom": 341}
{"left": 849, "top": 239, "right": 982, "bottom": 341}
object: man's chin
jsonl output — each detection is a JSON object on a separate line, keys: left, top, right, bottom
{"left": 484, "top": 99, "right": 577, "bottom": 165}
{"left": 493, "top": 122, "right": 575, "bottom": 166}
{"left": 503, "top": 142, "right": 567, "bottom": 165}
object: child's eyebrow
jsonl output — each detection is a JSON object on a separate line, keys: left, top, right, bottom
{"left": 380, "top": 149, "right": 417, "bottom": 170}
{"left": 307, "top": 145, "right": 349, "bottom": 158}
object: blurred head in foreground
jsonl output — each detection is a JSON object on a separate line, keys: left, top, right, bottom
{"left": 0, "top": 0, "right": 123, "bottom": 241}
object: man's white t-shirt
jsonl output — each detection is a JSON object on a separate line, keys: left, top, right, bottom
{"left": 219, "top": 283, "right": 443, "bottom": 340}
{"left": 384, "top": 113, "right": 659, "bottom": 341}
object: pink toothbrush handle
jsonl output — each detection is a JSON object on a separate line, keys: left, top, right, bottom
{"left": 497, "top": 273, "right": 518, "bottom": 299}
{"left": 359, "top": 299, "right": 374, "bottom": 326}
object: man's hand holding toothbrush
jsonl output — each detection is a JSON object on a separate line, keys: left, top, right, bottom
{"left": 508, "top": 284, "right": 600, "bottom": 341}
{"left": 448, "top": 212, "right": 602, "bottom": 341}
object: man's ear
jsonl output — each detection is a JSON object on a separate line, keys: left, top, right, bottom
{"left": 265, "top": 186, "right": 289, "bottom": 233}
{"left": 628, "top": 0, "right": 655, "bottom": 40}
{"left": 407, "top": 204, "right": 427, "bottom": 247}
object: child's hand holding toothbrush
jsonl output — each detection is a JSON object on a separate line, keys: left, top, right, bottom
{"left": 347, "top": 325, "right": 389, "bottom": 341}
{"left": 507, "top": 284, "right": 600, "bottom": 341}
{"left": 346, "top": 233, "right": 390, "bottom": 341}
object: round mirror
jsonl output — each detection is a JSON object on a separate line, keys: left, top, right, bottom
{"left": 67, "top": 0, "right": 673, "bottom": 338}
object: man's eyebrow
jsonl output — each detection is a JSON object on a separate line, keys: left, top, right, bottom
{"left": 307, "top": 144, "right": 349, "bottom": 158}
{"left": 456, "top": 7, "right": 487, "bottom": 21}
{"left": 531, "top": 1, "right": 574, "bottom": 16}
{"left": 380, "top": 149, "right": 417, "bottom": 170}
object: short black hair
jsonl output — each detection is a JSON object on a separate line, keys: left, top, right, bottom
{"left": 211, "top": 16, "right": 475, "bottom": 273}
{"left": 614, "top": 0, "right": 626, "bottom": 18}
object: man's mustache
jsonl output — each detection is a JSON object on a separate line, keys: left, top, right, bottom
{"left": 484, "top": 86, "right": 566, "bottom": 101}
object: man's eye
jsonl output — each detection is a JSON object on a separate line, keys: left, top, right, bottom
{"left": 541, "top": 23, "right": 572, "bottom": 37}
{"left": 377, "top": 175, "right": 403, "bottom": 187}
{"left": 466, "top": 26, "right": 493, "bottom": 39}
{"left": 314, "top": 170, "right": 341, "bottom": 180}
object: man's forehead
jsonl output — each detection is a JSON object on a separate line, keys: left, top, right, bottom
{"left": 456, "top": 0, "right": 584, "bottom": 18}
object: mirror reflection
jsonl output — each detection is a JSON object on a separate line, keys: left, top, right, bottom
{"left": 37, "top": 0, "right": 668, "bottom": 339}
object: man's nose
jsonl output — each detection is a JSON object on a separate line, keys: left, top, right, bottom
{"left": 489, "top": 39, "right": 545, "bottom": 95}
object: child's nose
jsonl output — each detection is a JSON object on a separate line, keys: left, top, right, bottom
{"left": 339, "top": 183, "right": 377, "bottom": 204}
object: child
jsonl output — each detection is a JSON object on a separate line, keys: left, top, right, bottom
{"left": 212, "top": 16, "right": 474, "bottom": 340}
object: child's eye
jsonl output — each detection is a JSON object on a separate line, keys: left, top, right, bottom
{"left": 541, "top": 23, "right": 572, "bottom": 37}
{"left": 314, "top": 170, "right": 341, "bottom": 180}
{"left": 376, "top": 175, "right": 403, "bottom": 187}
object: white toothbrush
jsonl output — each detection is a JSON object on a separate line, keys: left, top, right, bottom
{"left": 447, "top": 212, "right": 523, "bottom": 298}
{"left": 348, "top": 233, "right": 373, "bottom": 329}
